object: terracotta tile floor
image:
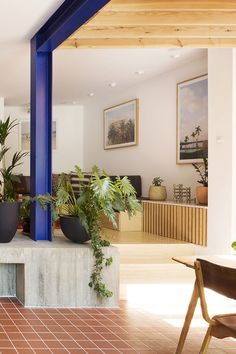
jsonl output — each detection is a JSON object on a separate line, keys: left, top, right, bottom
{"left": 0, "top": 298, "right": 234, "bottom": 354}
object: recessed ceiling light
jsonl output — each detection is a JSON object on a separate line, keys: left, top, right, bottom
{"left": 135, "top": 70, "right": 144, "bottom": 75}
{"left": 170, "top": 53, "right": 181, "bottom": 59}
{"left": 72, "top": 101, "right": 78, "bottom": 105}
{"left": 109, "top": 82, "right": 117, "bottom": 88}
{"left": 88, "top": 92, "right": 95, "bottom": 97}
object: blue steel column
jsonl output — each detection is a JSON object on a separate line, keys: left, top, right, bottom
{"left": 30, "top": 0, "right": 110, "bottom": 241}
{"left": 30, "top": 36, "right": 52, "bottom": 241}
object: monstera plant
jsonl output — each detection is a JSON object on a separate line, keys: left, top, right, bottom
{"left": 37, "top": 166, "right": 142, "bottom": 298}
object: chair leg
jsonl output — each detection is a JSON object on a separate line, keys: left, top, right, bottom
{"left": 175, "top": 281, "right": 199, "bottom": 354}
{"left": 199, "top": 325, "right": 212, "bottom": 354}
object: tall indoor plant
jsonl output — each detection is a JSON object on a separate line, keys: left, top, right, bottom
{"left": 192, "top": 156, "right": 208, "bottom": 205}
{"left": 37, "top": 166, "right": 142, "bottom": 298}
{"left": 0, "top": 117, "right": 28, "bottom": 242}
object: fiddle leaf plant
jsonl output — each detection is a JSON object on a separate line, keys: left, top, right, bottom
{"left": 192, "top": 157, "right": 208, "bottom": 187}
{"left": 0, "top": 117, "right": 28, "bottom": 201}
{"left": 37, "top": 166, "right": 142, "bottom": 298}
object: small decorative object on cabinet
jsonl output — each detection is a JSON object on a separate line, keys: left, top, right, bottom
{"left": 149, "top": 177, "right": 167, "bottom": 201}
{"left": 173, "top": 184, "right": 192, "bottom": 203}
{"left": 192, "top": 156, "right": 208, "bottom": 205}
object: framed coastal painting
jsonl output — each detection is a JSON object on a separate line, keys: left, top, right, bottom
{"left": 177, "top": 74, "right": 208, "bottom": 164}
{"left": 104, "top": 99, "right": 138, "bottom": 150}
{"left": 20, "top": 121, "right": 57, "bottom": 150}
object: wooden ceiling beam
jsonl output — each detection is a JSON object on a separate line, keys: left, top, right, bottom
{"left": 72, "top": 25, "right": 236, "bottom": 39}
{"left": 104, "top": 0, "right": 236, "bottom": 11}
{"left": 85, "top": 11, "right": 236, "bottom": 26}
{"left": 61, "top": 37, "right": 236, "bottom": 49}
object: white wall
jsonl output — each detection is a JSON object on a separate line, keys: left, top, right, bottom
{"left": 0, "top": 98, "right": 4, "bottom": 121}
{"left": 4, "top": 105, "right": 84, "bottom": 175}
{"left": 204, "top": 49, "right": 236, "bottom": 254}
{"left": 83, "top": 56, "right": 207, "bottom": 198}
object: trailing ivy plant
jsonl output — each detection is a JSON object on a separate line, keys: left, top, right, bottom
{"left": 37, "top": 166, "right": 142, "bottom": 298}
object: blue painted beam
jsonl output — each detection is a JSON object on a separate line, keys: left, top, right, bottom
{"left": 36, "top": 0, "right": 110, "bottom": 52}
{"left": 30, "top": 37, "right": 52, "bottom": 241}
{"left": 31, "top": 0, "right": 110, "bottom": 241}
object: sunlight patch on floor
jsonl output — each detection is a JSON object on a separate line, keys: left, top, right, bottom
{"left": 125, "top": 283, "right": 236, "bottom": 329}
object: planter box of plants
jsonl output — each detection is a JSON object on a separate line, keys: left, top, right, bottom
{"left": 37, "top": 166, "right": 142, "bottom": 299}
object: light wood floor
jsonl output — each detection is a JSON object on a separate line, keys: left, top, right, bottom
{"left": 102, "top": 229, "right": 186, "bottom": 244}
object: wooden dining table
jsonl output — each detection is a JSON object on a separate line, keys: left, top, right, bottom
{"left": 173, "top": 255, "right": 236, "bottom": 269}
{"left": 172, "top": 255, "right": 236, "bottom": 354}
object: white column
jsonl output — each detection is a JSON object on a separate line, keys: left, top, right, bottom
{"left": 0, "top": 97, "right": 4, "bottom": 120}
{"left": 207, "top": 49, "right": 236, "bottom": 254}
{"left": 0, "top": 98, "right": 4, "bottom": 170}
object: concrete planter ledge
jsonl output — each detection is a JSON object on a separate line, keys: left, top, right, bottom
{"left": 0, "top": 233, "right": 119, "bottom": 308}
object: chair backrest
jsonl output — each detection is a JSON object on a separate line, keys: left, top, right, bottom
{"left": 196, "top": 258, "right": 236, "bottom": 300}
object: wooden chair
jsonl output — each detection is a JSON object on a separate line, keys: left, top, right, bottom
{"left": 176, "top": 258, "right": 236, "bottom": 354}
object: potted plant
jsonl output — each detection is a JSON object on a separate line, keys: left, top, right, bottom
{"left": 37, "top": 166, "right": 142, "bottom": 298}
{"left": 19, "top": 197, "right": 31, "bottom": 234}
{"left": 192, "top": 156, "right": 208, "bottom": 205}
{"left": 0, "top": 117, "right": 28, "bottom": 242}
{"left": 231, "top": 241, "right": 236, "bottom": 252}
{"left": 149, "top": 177, "right": 167, "bottom": 201}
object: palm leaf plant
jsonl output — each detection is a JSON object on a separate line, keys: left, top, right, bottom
{"left": 0, "top": 117, "right": 28, "bottom": 201}
{"left": 37, "top": 166, "right": 142, "bottom": 298}
{"left": 0, "top": 117, "right": 28, "bottom": 243}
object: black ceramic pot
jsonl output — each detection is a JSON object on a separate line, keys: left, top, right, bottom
{"left": 22, "top": 217, "right": 30, "bottom": 234}
{"left": 60, "top": 215, "right": 90, "bottom": 243}
{"left": 0, "top": 202, "right": 19, "bottom": 243}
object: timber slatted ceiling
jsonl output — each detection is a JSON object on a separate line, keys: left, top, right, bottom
{"left": 142, "top": 201, "right": 208, "bottom": 246}
{"left": 61, "top": 0, "right": 236, "bottom": 48}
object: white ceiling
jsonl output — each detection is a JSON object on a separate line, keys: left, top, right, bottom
{"left": 0, "top": 0, "right": 64, "bottom": 105}
{"left": 0, "top": 1, "right": 207, "bottom": 106}
{"left": 53, "top": 48, "right": 207, "bottom": 105}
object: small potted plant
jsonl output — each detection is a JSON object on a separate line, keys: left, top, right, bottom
{"left": 149, "top": 177, "right": 167, "bottom": 201}
{"left": 19, "top": 197, "right": 31, "bottom": 234}
{"left": 231, "top": 241, "right": 236, "bottom": 252}
{"left": 192, "top": 157, "right": 208, "bottom": 205}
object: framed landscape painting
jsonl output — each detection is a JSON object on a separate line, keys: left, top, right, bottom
{"left": 177, "top": 74, "right": 208, "bottom": 164}
{"left": 104, "top": 99, "right": 138, "bottom": 150}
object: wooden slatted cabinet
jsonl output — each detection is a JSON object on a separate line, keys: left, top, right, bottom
{"left": 142, "top": 200, "right": 207, "bottom": 246}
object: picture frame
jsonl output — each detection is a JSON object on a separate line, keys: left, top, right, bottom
{"left": 20, "top": 120, "right": 57, "bottom": 151}
{"left": 104, "top": 99, "right": 138, "bottom": 150}
{"left": 176, "top": 74, "right": 208, "bottom": 164}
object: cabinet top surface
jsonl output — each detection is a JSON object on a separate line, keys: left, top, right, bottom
{"left": 141, "top": 200, "right": 208, "bottom": 209}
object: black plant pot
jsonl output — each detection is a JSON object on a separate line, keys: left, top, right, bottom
{"left": 22, "top": 217, "right": 30, "bottom": 234}
{"left": 0, "top": 202, "right": 19, "bottom": 243}
{"left": 60, "top": 215, "right": 90, "bottom": 243}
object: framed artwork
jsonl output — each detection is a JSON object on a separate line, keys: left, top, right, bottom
{"left": 177, "top": 74, "right": 208, "bottom": 164}
{"left": 104, "top": 99, "right": 138, "bottom": 150}
{"left": 20, "top": 121, "right": 57, "bottom": 151}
